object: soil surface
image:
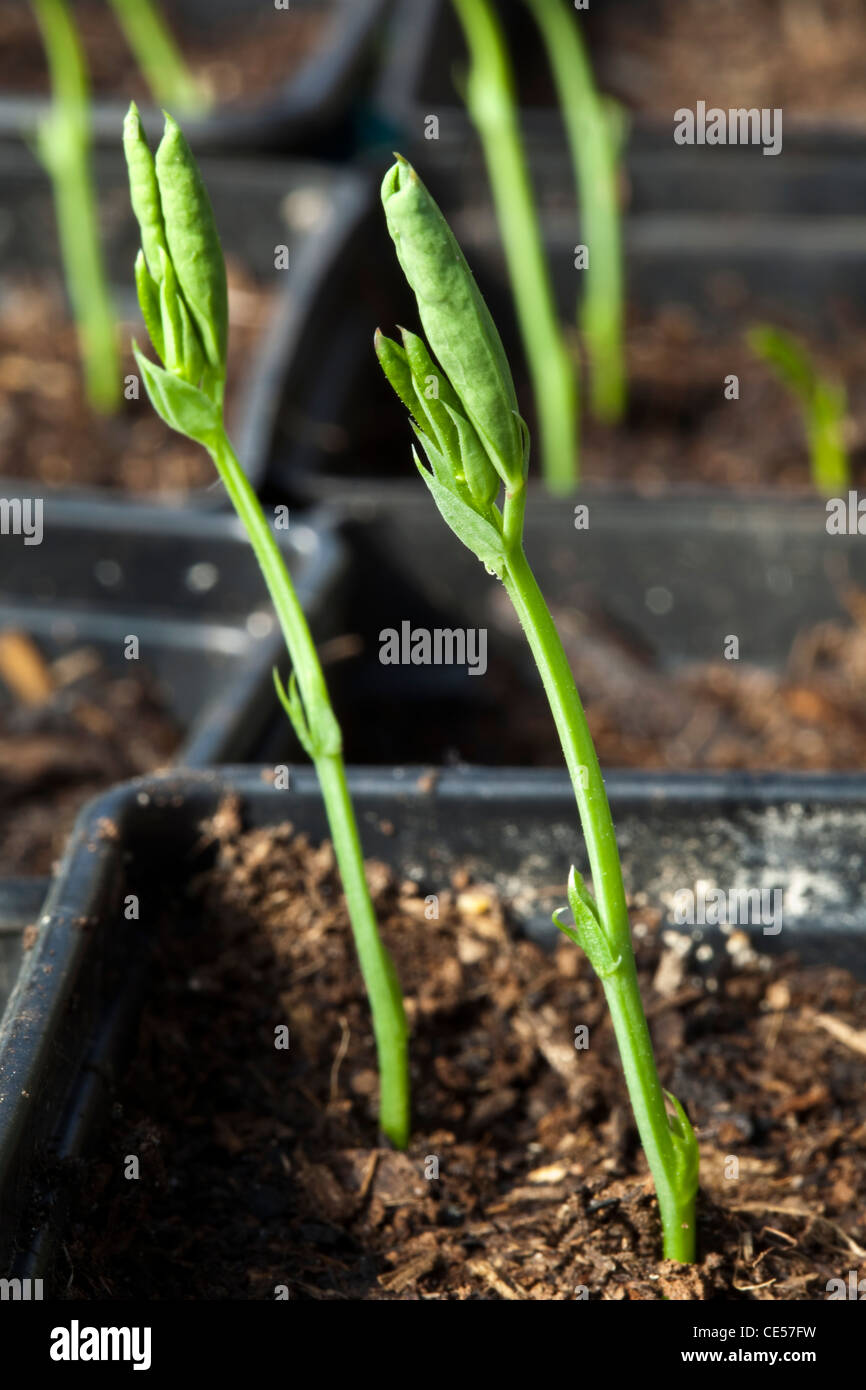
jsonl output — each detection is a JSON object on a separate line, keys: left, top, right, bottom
{"left": 589, "top": 0, "right": 866, "bottom": 123}
{"left": 0, "top": 269, "right": 271, "bottom": 495}
{"left": 0, "top": 633, "right": 178, "bottom": 874}
{"left": 59, "top": 798, "right": 866, "bottom": 1300}
{"left": 578, "top": 309, "right": 866, "bottom": 495}
{"left": 517, "top": 593, "right": 866, "bottom": 774}
{"left": 0, "top": 2, "right": 330, "bottom": 108}
{"left": 346, "top": 305, "right": 866, "bottom": 496}
{"left": 336, "top": 593, "right": 866, "bottom": 772}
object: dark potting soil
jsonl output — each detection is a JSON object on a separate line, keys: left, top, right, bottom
{"left": 334, "top": 596, "right": 866, "bottom": 772}
{"left": 0, "top": 635, "right": 179, "bottom": 874}
{"left": 346, "top": 306, "right": 866, "bottom": 495}
{"left": 586, "top": 0, "right": 866, "bottom": 123}
{"left": 0, "top": 271, "right": 271, "bottom": 494}
{"left": 58, "top": 796, "right": 866, "bottom": 1300}
{"left": 579, "top": 309, "right": 866, "bottom": 495}
{"left": 0, "top": 2, "right": 330, "bottom": 108}
{"left": 506, "top": 591, "right": 866, "bottom": 774}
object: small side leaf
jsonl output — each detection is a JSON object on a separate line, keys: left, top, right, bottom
{"left": 414, "top": 447, "right": 506, "bottom": 575}
{"left": 134, "top": 249, "right": 165, "bottom": 365}
{"left": 664, "top": 1089, "right": 700, "bottom": 1199}
{"left": 410, "top": 423, "right": 460, "bottom": 495}
{"left": 560, "top": 865, "right": 622, "bottom": 980}
{"left": 400, "top": 326, "right": 462, "bottom": 460}
{"left": 272, "top": 667, "right": 315, "bottom": 759}
{"left": 444, "top": 403, "right": 499, "bottom": 507}
{"left": 132, "top": 343, "right": 220, "bottom": 445}
{"left": 374, "top": 329, "right": 422, "bottom": 425}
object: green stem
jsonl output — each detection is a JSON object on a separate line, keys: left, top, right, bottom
{"left": 106, "top": 0, "right": 208, "bottom": 114}
{"left": 314, "top": 756, "right": 410, "bottom": 1151}
{"left": 501, "top": 508, "right": 696, "bottom": 1260}
{"left": 32, "top": 0, "right": 120, "bottom": 414}
{"left": 209, "top": 430, "right": 410, "bottom": 1150}
{"left": 808, "top": 384, "right": 849, "bottom": 496}
{"left": 525, "top": 0, "right": 626, "bottom": 425}
{"left": 452, "top": 0, "right": 578, "bottom": 494}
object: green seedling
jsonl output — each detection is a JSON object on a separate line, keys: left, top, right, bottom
{"left": 106, "top": 0, "right": 209, "bottom": 114}
{"left": 376, "top": 156, "right": 699, "bottom": 1261}
{"left": 451, "top": 0, "right": 578, "bottom": 494}
{"left": 122, "top": 105, "right": 409, "bottom": 1149}
{"left": 747, "top": 324, "right": 849, "bottom": 496}
{"left": 524, "top": 0, "right": 626, "bottom": 424}
{"left": 31, "top": 0, "right": 120, "bottom": 413}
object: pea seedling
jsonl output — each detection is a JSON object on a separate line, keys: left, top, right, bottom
{"left": 32, "top": 0, "right": 119, "bottom": 412}
{"left": 376, "top": 156, "right": 699, "bottom": 1260}
{"left": 107, "top": 0, "right": 209, "bottom": 114}
{"left": 30, "top": 0, "right": 205, "bottom": 415}
{"left": 748, "top": 324, "right": 849, "bottom": 495}
{"left": 525, "top": 0, "right": 627, "bottom": 425}
{"left": 452, "top": 0, "right": 578, "bottom": 494}
{"left": 122, "top": 106, "right": 410, "bottom": 1149}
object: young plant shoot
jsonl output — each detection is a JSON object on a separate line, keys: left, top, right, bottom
{"left": 106, "top": 0, "right": 208, "bottom": 114}
{"left": 524, "top": 0, "right": 627, "bottom": 424}
{"left": 451, "top": 0, "right": 579, "bottom": 494}
{"left": 376, "top": 157, "right": 699, "bottom": 1261}
{"left": 747, "top": 324, "right": 849, "bottom": 496}
{"left": 32, "top": 0, "right": 120, "bottom": 413}
{"left": 122, "top": 106, "right": 410, "bottom": 1150}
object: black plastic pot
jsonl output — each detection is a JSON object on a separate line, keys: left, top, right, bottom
{"left": 308, "top": 490, "right": 866, "bottom": 768}
{"left": 0, "top": 880, "right": 47, "bottom": 1030}
{"left": 372, "top": 0, "right": 866, "bottom": 217}
{"left": 2, "top": 764, "right": 865, "bottom": 1279}
{"left": 0, "top": 495, "right": 344, "bottom": 769}
{"left": 0, "top": 0, "right": 389, "bottom": 154}
{"left": 256, "top": 143, "right": 866, "bottom": 768}
{"left": 271, "top": 135, "right": 866, "bottom": 511}
{"left": 0, "top": 143, "right": 371, "bottom": 507}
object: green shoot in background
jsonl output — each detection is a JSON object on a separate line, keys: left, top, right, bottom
{"left": 452, "top": 0, "right": 578, "bottom": 494}
{"left": 122, "top": 105, "right": 410, "bottom": 1149}
{"left": 525, "top": 0, "right": 627, "bottom": 424}
{"left": 376, "top": 156, "right": 699, "bottom": 1261}
{"left": 32, "top": 0, "right": 120, "bottom": 413}
{"left": 106, "top": 0, "right": 209, "bottom": 114}
{"left": 747, "top": 324, "right": 849, "bottom": 496}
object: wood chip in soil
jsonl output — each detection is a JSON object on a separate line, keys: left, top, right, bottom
{"left": 0, "top": 638, "right": 179, "bottom": 874}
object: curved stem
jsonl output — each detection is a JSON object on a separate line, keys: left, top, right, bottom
{"left": 525, "top": 0, "right": 625, "bottom": 424}
{"left": 208, "top": 430, "right": 410, "bottom": 1149}
{"left": 501, "top": 537, "right": 697, "bottom": 1260}
{"left": 452, "top": 0, "right": 578, "bottom": 493}
{"left": 32, "top": 0, "right": 120, "bottom": 413}
{"left": 106, "top": 0, "right": 208, "bottom": 114}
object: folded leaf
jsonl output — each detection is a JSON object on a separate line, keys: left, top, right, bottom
{"left": 414, "top": 448, "right": 506, "bottom": 575}
{"left": 133, "top": 344, "right": 220, "bottom": 445}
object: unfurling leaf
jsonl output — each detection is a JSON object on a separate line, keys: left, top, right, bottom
{"left": 413, "top": 448, "right": 506, "bottom": 575}
{"left": 133, "top": 344, "right": 220, "bottom": 444}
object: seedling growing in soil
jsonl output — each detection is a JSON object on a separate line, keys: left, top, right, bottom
{"left": 31, "top": 0, "right": 120, "bottom": 412}
{"left": 376, "top": 156, "right": 699, "bottom": 1261}
{"left": 106, "top": 0, "right": 209, "bottom": 114}
{"left": 747, "top": 324, "right": 849, "bottom": 495}
{"left": 122, "top": 106, "right": 410, "bottom": 1149}
{"left": 524, "top": 0, "right": 627, "bottom": 424}
{"left": 452, "top": 0, "right": 578, "bottom": 493}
